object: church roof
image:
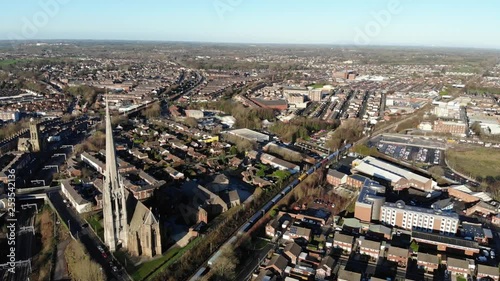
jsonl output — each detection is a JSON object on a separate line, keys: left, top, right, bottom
{"left": 126, "top": 191, "right": 159, "bottom": 232}
{"left": 143, "top": 209, "right": 158, "bottom": 226}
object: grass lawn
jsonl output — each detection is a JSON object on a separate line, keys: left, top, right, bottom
{"left": 446, "top": 147, "right": 500, "bottom": 179}
{"left": 130, "top": 237, "right": 200, "bottom": 281}
{"left": 308, "top": 83, "right": 325, "bottom": 89}
{"left": 86, "top": 213, "right": 104, "bottom": 241}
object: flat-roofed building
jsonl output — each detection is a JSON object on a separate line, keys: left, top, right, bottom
{"left": 286, "top": 93, "right": 305, "bottom": 104}
{"left": 412, "top": 230, "right": 480, "bottom": 256}
{"left": 380, "top": 200, "right": 459, "bottom": 234}
{"left": 354, "top": 179, "right": 386, "bottom": 222}
{"left": 0, "top": 111, "right": 20, "bottom": 122}
{"left": 61, "top": 180, "right": 93, "bottom": 213}
{"left": 252, "top": 98, "right": 288, "bottom": 111}
{"left": 226, "top": 128, "right": 270, "bottom": 142}
{"left": 433, "top": 120, "right": 467, "bottom": 137}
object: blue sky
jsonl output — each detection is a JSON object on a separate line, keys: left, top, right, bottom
{"left": 1, "top": 0, "right": 499, "bottom": 48}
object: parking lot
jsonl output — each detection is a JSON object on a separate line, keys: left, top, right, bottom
{"left": 376, "top": 143, "right": 443, "bottom": 166}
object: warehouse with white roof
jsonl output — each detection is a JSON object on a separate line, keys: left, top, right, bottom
{"left": 352, "top": 156, "right": 436, "bottom": 192}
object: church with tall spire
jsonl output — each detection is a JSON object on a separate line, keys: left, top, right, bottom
{"left": 102, "top": 96, "right": 163, "bottom": 257}
{"left": 103, "top": 98, "right": 129, "bottom": 251}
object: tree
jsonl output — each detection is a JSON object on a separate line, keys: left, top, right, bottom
{"left": 229, "top": 146, "right": 238, "bottom": 156}
{"left": 353, "top": 144, "right": 379, "bottom": 156}
{"left": 211, "top": 247, "right": 238, "bottom": 281}
{"left": 326, "top": 119, "right": 364, "bottom": 150}
{"left": 65, "top": 240, "right": 105, "bottom": 281}
{"left": 410, "top": 240, "right": 419, "bottom": 253}
{"left": 470, "top": 121, "right": 482, "bottom": 136}
{"left": 485, "top": 176, "right": 496, "bottom": 184}
{"left": 184, "top": 117, "right": 198, "bottom": 128}
{"left": 144, "top": 103, "right": 161, "bottom": 119}
{"left": 428, "top": 166, "right": 445, "bottom": 179}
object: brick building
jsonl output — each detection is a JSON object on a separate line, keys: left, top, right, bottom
{"left": 387, "top": 246, "right": 408, "bottom": 267}
{"left": 346, "top": 174, "right": 367, "bottom": 189}
{"left": 477, "top": 264, "right": 499, "bottom": 281}
{"left": 446, "top": 257, "right": 469, "bottom": 276}
{"left": 333, "top": 232, "right": 354, "bottom": 254}
{"left": 359, "top": 238, "right": 381, "bottom": 261}
{"left": 354, "top": 179, "right": 386, "bottom": 222}
{"left": 326, "top": 169, "right": 347, "bottom": 186}
{"left": 433, "top": 120, "right": 467, "bottom": 137}
{"left": 417, "top": 253, "right": 439, "bottom": 272}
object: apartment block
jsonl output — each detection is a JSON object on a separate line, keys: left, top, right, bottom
{"left": 380, "top": 201, "right": 459, "bottom": 234}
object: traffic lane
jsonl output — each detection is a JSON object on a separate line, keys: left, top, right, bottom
{"left": 48, "top": 191, "right": 83, "bottom": 236}
{"left": 79, "top": 227, "right": 129, "bottom": 280}
{"left": 49, "top": 192, "right": 123, "bottom": 280}
{"left": 78, "top": 228, "right": 119, "bottom": 281}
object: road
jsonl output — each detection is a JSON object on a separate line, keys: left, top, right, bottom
{"left": 48, "top": 191, "right": 130, "bottom": 281}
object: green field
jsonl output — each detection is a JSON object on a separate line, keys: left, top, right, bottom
{"left": 309, "top": 83, "right": 325, "bottom": 89}
{"left": 446, "top": 147, "right": 500, "bottom": 179}
{"left": 0, "top": 58, "right": 30, "bottom": 67}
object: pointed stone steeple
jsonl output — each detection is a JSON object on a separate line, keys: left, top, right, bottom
{"left": 102, "top": 93, "right": 129, "bottom": 252}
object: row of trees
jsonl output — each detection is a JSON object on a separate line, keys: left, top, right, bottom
{"left": 0, "top": 120, "right": 29, "bottom": 141}
{"left": 66, "top": 85, "right": 99, "bottom": 107}
{"left": 65, "top": 240, "right": 105, "bottom": 281}
{"left": 269, "top": 117, "right": 339, "bottom": 143}
{"left": 326, "top": 119, "right": 365, "bottom": 150}
{"left": 154, "top": 167, "right": 300, "bottom": 281}
{"left": 74, "top": 130, "right": 105, "bottom": 154}
{"left": 188, "top": 100, "right": 276, "bottom": 130}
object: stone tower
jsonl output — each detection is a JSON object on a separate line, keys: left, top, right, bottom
{"left": 29, "top": 118, "right": 42, "bottom": 152}
{"left": 102, "top": 98, "right": 129, "bottom": 252}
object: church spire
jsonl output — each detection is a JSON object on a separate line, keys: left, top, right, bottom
{"left": 102, "top": 91, "right": 129, "bottom": 252}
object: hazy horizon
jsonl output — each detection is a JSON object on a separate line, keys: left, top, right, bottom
{"left": 2, "top": 0, "right": 500, "bottom": 49}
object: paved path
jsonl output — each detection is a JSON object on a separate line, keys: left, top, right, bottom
{"left": 53, "top": 239, "right": 70, "bottom": 281}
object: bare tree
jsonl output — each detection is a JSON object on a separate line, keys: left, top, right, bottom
{"left": 211, "top": 247, "right": 238, "bottom": 281}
